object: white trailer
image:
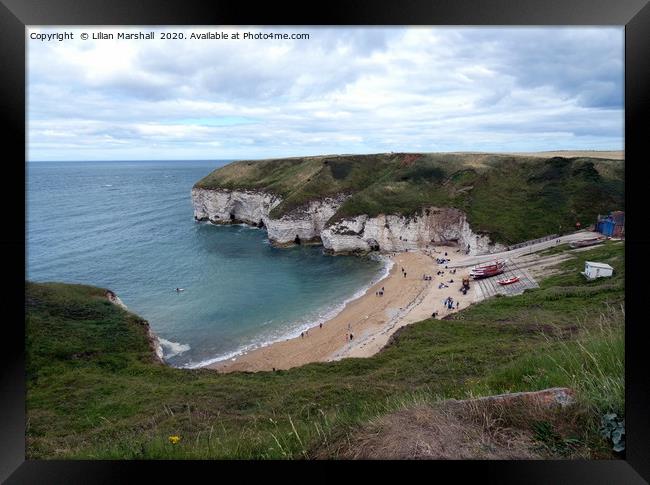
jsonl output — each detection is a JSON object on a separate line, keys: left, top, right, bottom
{"left": 582, "top": 261, "right": 614, "bottom": 280}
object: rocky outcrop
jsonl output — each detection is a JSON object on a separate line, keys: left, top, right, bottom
{"left": 456, "top": 387, "right": 575, "bottom": 408}
{"left": 265, "top": 195, "right": 348, "bottom": 245}
{"left": 192, "top": 188, "right": 504, "bottom": 256}
{"left": 192, "top": 187, "right": 281, "bottom": 226}
{"left": 105, "top": 290, "right": 128, "bottom": 310}
{"left": 321, "top": 208, "right": 506, "bottom": 256}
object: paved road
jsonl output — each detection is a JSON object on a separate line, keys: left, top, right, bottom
{"left": 448, "top": 231, "right": 602, "bottom": 269}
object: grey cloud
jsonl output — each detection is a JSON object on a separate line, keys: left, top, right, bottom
{"left": 455, "top": 28, "right": 623, "bottom": 109}
{"left": 27, "top": 27, "right": 623, "bottom": 161}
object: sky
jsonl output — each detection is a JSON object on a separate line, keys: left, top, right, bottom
{"left": 27, "top": 27, "right": 624, "bottom": 161}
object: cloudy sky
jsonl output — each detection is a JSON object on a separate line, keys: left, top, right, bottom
{"left": 27, "top": 27, "right": 623, "bottom": 161}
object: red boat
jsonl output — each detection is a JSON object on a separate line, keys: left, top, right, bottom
{"left": 471, "top": 268, "right": 505, "bottom": 279}
{"left": 498, "top": 276, "right": 520, "bottom": 285}
{"left": 471, "top": 259, "right": 506, "bottom": 271}
{"left": 470, "top": 259, "right": 506, "bottom": 279}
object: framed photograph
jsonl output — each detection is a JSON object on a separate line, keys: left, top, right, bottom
{"left": 3, "top": 0, "right": 649, "bottom": 482}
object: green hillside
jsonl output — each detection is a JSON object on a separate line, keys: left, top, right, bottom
{"left": 26, "top": 242, "right": 624, "bottom": 459}
{"left": 194, "top": 153, "right": 624, "bottom": 245}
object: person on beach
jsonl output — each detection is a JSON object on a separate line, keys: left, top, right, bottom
{"left": 301, "top": 332, "right": 304, "bottom": 339}
{"left": 350, "top": 333, "right": 354, "bottom": 340}
{"left": 320, "top": 322, "right": 323, "bottom": 329}
{"left": 456, "top": 301, "right": 460, "bottom": 309}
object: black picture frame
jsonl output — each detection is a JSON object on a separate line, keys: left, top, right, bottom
{"left": 2, "top": 0, "right": 649, "bottom": 482}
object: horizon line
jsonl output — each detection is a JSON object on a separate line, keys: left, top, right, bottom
{"left": 26, "top": 149, "right": 625, "bottom": 163}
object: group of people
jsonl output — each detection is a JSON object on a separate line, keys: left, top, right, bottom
{"left": 300, "top": 322, "right": 324, "bottom": 339}
{"left": 438, "top": 282, "right": 449, "bottom": 289}
{"left": 422, "top": 274, "right": 433, "bottom": 281}
{"left": 401, "top": 267, "right": 408, "bottom": 278}
{"left": 375, "top": 286, "right": 385, "bottom": 296}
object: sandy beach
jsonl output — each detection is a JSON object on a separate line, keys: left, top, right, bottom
{"left": 210, "top": 247, "right": 476, "bottom": 373}
{"left": 208, "top": 231, "right": 601, "bottom": 373}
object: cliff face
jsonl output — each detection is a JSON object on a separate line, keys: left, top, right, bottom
{"left": 265, "top": 195, "right": 348, "bottom": 244}
{"left": 192, "top": 187, "right": 281, "bottom": 226}
{"left": 321, "top": 208, "right": 505, "bottom": 255}
{"left": 192, "top": 188, "right": 347, "bottom": 245}
{"left": 192, "top": 187, "right": 504, "bottom": 255}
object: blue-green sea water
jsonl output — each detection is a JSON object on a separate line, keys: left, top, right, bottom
{"left": 26, "top": 161, "right": 385, "bottom": 368}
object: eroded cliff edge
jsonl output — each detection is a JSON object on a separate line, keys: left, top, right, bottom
{"left": 191, "top": 153, "right": 623, "bottom": 255}
{"left": 191, "top": 187, "right": 504, "bottom": 255}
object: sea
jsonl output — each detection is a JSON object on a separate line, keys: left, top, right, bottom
{"left": 26, "top": 160, "right": 386, "bottom": 368}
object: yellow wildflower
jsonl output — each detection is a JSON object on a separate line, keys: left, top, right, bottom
{"left": 168, "top": 435, "right": 181, "bottom": 444}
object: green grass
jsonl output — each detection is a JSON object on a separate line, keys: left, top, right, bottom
{"left": 194, "top": 153, "right": 623, "bottom": 245}
{"left": 472, "top": 307, "right": 624, "bottom": 416}
{"left": 26, "top": 244, "right": 624, "bottom": 459}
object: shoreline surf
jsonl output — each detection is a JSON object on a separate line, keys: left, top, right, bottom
{"left": 208, "top": 248, "right": 477, "bottom": 373}
{"left": 180, "top": 253, "right": 393, "bottom": 369}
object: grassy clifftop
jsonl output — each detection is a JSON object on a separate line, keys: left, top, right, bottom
{"left": 26, "top": 243, "right": 624, "bottom": 459}
{"left": 194, "top": 153, "right": 624, "bottom": 244}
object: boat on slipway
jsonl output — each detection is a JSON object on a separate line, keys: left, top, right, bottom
{"left": 569, "top": 237, "right": 606, "bottom": 249}
{"left": 470, "top": 259, "right": 506, "bottom": 279}
{"left": 498, "top": 276, "right": 520, "bottom": 285}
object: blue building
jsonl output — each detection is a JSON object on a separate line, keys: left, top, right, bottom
{"left": 596, "top": 211, "right": 624, "bottom": 238}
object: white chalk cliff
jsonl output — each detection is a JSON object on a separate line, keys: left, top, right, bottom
{"left": 192, "top": 188, "right": 505, "bottom": 256}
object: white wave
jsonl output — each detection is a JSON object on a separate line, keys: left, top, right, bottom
{"left": 102, "top": 184, "right": 113, "bottom": 187}
{"left": 158, "top": 338, "right": 191, "bottom": 358}
{"left": 184, "top": 255, "right": 394, "bottom": 369}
